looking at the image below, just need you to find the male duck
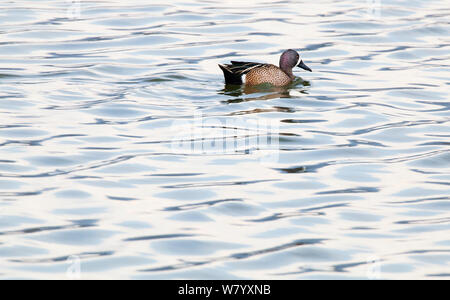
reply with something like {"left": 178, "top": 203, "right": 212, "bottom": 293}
{"left": 219, "top": 49, "right": 312, "bottom": 86}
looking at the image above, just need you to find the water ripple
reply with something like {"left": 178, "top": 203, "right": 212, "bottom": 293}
{"left": 0, "top": 0, "right": 449, "bottom": 279}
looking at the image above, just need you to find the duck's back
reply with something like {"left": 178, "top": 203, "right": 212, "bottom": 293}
{"left": 245, "top": 64, "right": 292, "bottom": 86}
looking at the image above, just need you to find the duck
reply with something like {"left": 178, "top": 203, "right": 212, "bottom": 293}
{"left": 219, "top": 49, "right": 312, "bottom": 86}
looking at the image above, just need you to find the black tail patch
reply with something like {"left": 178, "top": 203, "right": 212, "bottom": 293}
{"left": 219, "top": 64, "right": 243, "bottom": 85}
{"left": 219, "top": 61, "right": 265, "bottom": 85}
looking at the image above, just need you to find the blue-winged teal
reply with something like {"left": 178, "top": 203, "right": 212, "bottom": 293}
{"left": 219, "top": 49, "right": 312, "bottom": 86}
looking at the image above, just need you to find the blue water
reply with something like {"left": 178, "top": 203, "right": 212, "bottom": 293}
{"left": 0, "top": 0, "right": 449, "bottom": 279}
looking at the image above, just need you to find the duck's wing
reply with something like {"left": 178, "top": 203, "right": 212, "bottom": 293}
{"left": 219, "top": 61, "right": 266, "bottom": 85}
{"left": 228, "top": 61, "right": 266, "bottom": 75}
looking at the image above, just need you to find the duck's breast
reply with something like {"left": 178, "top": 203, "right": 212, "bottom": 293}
{"left": 245, "top": 64, "right": 292, "bottom": 86}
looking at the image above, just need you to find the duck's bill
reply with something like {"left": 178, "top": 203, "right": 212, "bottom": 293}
{"left": 297, "top": 60, "right": 312, "bottom": 72}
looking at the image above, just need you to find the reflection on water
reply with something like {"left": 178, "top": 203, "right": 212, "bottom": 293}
{"left": 0, "top": 0, "right": 449, "bottom": 279}
{"left": 221, "top": 78, "right": 310, "bottom": 103}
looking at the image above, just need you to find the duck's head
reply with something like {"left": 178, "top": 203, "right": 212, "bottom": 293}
{"left": 280, "top": 49, "right": 312, "bottom": 72}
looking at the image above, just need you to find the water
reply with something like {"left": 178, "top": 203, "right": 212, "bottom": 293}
{"left": 0, "top": 0, "right": 449, "bottom": 279}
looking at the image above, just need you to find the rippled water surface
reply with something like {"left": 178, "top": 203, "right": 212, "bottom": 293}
{"left": 0, "top": 0, "right": 449, "bottom": 279}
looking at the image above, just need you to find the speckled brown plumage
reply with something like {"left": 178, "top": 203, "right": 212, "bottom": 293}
{"left": 245, "top": 64, "right": 293, "bottom": 86}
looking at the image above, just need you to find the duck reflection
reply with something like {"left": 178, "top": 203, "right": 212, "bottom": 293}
{"left": 219, "top": 77, "right": 310, "bottom": 104}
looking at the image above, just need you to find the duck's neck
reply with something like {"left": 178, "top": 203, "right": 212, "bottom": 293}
{"left": 281, "top": 66, "right": 295, "bottom": 80}
{"left": 280, "top": 59, "right": 295, "bottom": 80}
